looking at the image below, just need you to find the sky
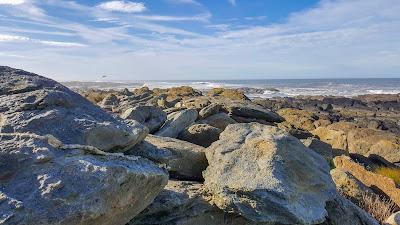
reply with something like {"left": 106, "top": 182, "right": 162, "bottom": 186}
{"left": 0, "top": 0, "right": 399, "bottom": 81}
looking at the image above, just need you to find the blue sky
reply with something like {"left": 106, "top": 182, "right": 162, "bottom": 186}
{"left": 0, "top": 0, "right": 399, "bottom": 80}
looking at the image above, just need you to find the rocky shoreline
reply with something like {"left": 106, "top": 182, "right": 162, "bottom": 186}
{"left": 1, "top": 66, "right": 400, "bottom": 225}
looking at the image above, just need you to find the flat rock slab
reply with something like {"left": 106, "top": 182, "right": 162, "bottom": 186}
{"left": 127, "top": 135, "right": 208, "bottom": 181}
{"left": 204, "top": 123, "right": 336, "bottom": 225}
{"left": 155, "top": 109, "right": 198, "bottom": 138}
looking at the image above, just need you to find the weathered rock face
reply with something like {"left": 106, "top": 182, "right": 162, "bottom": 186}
{"left": 333, "top": 155, "right": 400, "bottom": 206}
{"left": 197, "top": 112, "right": 236, "bottom": 130}
{"left": 128, "top": 180, "right": 251, "bottom": 225}
{"left": 127, "top": 135, "right": 208, "bottom": 181}
{"left": 121, "top": 106, "right": 167, "bottom": 133}
{"left": 330, "top": 168, "right": 373, "bottom": 204}
{"left": 155, "top": 109, "right": 198, "bottom": 138}
{"left": 0, "top": 66, "right": 168, "bottom": 225}
{"left": 277, "top": 108, "right": 319, "bottom": 131}
{"left": 0, "top": 66, "right": 148, "bottom": 153}
{"left": 178, "top": 123, "right": 221, "bottom": 147}
{"left": 322, "top": 195, "right": 380, "bottom": 225}
{"left": 203, "top": 123, "right": 336, "bottom": 225}
{"left": 313, "top": 122, "right": 400, "bottom": 163}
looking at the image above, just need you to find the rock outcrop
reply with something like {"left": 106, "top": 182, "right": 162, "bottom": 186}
{"left": 0, "top": 66, "right": 168, "bottom": 225}
{"left": 203, "top": 123, "right": 336, "bottom": 225}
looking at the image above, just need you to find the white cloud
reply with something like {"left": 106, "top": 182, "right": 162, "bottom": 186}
{"left": 0, "top": 33, "right": 86, "bottom": 47}
{"left": 167, "top": 0, "right": 201, "bottom": 6}
{"left": 134, "top": 12, "right": 211, "bottom": 22}
{"left": 0, "top": 0, "right": 25, "bottom": 5}
{"left": 97, "top": 1, "right": 146, "bottom": 13}
{"left": 0, "top": 34, "right": 29, "bottom": 42}
{"left": 37, "top": 40, "right": 87, "bottom": 47}
{"left": 228, "top": 0, "right": 236, "bottom": 6}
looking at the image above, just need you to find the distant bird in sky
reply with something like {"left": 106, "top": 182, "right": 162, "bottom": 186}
{"left": 101, "top": 75, "right": 107, "bottom": 79}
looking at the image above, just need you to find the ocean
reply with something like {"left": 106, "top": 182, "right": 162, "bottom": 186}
{"left": 63, "top": 78, "right": 400, "bottom": 99}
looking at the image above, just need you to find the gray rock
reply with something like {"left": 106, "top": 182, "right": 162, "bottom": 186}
{"left": 100, "top": 93, "right": 120, "bottom": 109}
{"left": 127, "top": 135, "right": 207, "bottom": 181}
{"left": 0, "top": 67, "right": 148, "bottom": 153}
{"left": 223, "top": 102, "right": 284, "bottom": 123}
{"left": 203, "top": 123, "right": 336, "bottom": 225}
{"left": 199, "top": 103, "right": 221, "bottom": 119}
{"left": 322, "top": 195, "right": 379, "bottom": 225}
{"left": 0, "top": 66, "right": 168, "bottom": 225}
{"left": 178, "top": 124, "right": 221, "bottom": 147}
{"left": 301, "top": 137, "right": 333, "bottom": 161}
{"left": 197, "top": 112, "right": 236, "bottom": 130}
{"left": 121, "top": 106, "right": 167, "bottom": 133}
{"left": 129, "top": 180, "right": 252, "bottom": 225}
{"left": 156, "top": 109, "right": 198, "bottom": 138}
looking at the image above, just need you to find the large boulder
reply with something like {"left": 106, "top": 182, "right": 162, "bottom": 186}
{"left": 178, "top": 123, "right": 221, "bottom": 147}
{"left": 121, "top": 106, "right": 167, "bottom": 133}
{"left": 128, "top": 180, "right": 251, "bottom": 225}
{"left": 155, "top": 109, "right": 198, "bottom": 138}
{"left": 203, "top": 123, "right": 336, "bottom": 225}
{"left": 333, "top": 155, "right": 400, "bottom": 206}
{"left": 127, "top": 135, "right": 208, "bottom": 181}
{"left": 208, "top": 88, "right": 250, "bottom": 101}
{"left": 0, "top": 67, "right": 148, "bottom": 152}
{"left": 0, "top": 66, "right": 168, "bottom": 225}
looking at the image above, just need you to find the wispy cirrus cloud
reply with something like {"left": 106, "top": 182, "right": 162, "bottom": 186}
{"left": 167, "top": 0, "right": 202, "bottom": 6}
{"left": 97, "top": 1, "right": 146, "bottom": 13}
{"left": 0, "top": 0, "right": 399, "bottom": 80}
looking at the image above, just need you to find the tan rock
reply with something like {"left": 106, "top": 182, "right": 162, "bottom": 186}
{"left": 277, "top": 108, "right": 317, "bottom": 131}
{"left": 385, "top": 211, "right": 400, "bottom": 225}
{"left": 333, "top": 156, "right": 400, "bottom": 206}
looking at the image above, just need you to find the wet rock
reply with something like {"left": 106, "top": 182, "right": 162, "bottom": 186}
{"left": 204, "top": 123, "right": 336, "bottom": 225}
